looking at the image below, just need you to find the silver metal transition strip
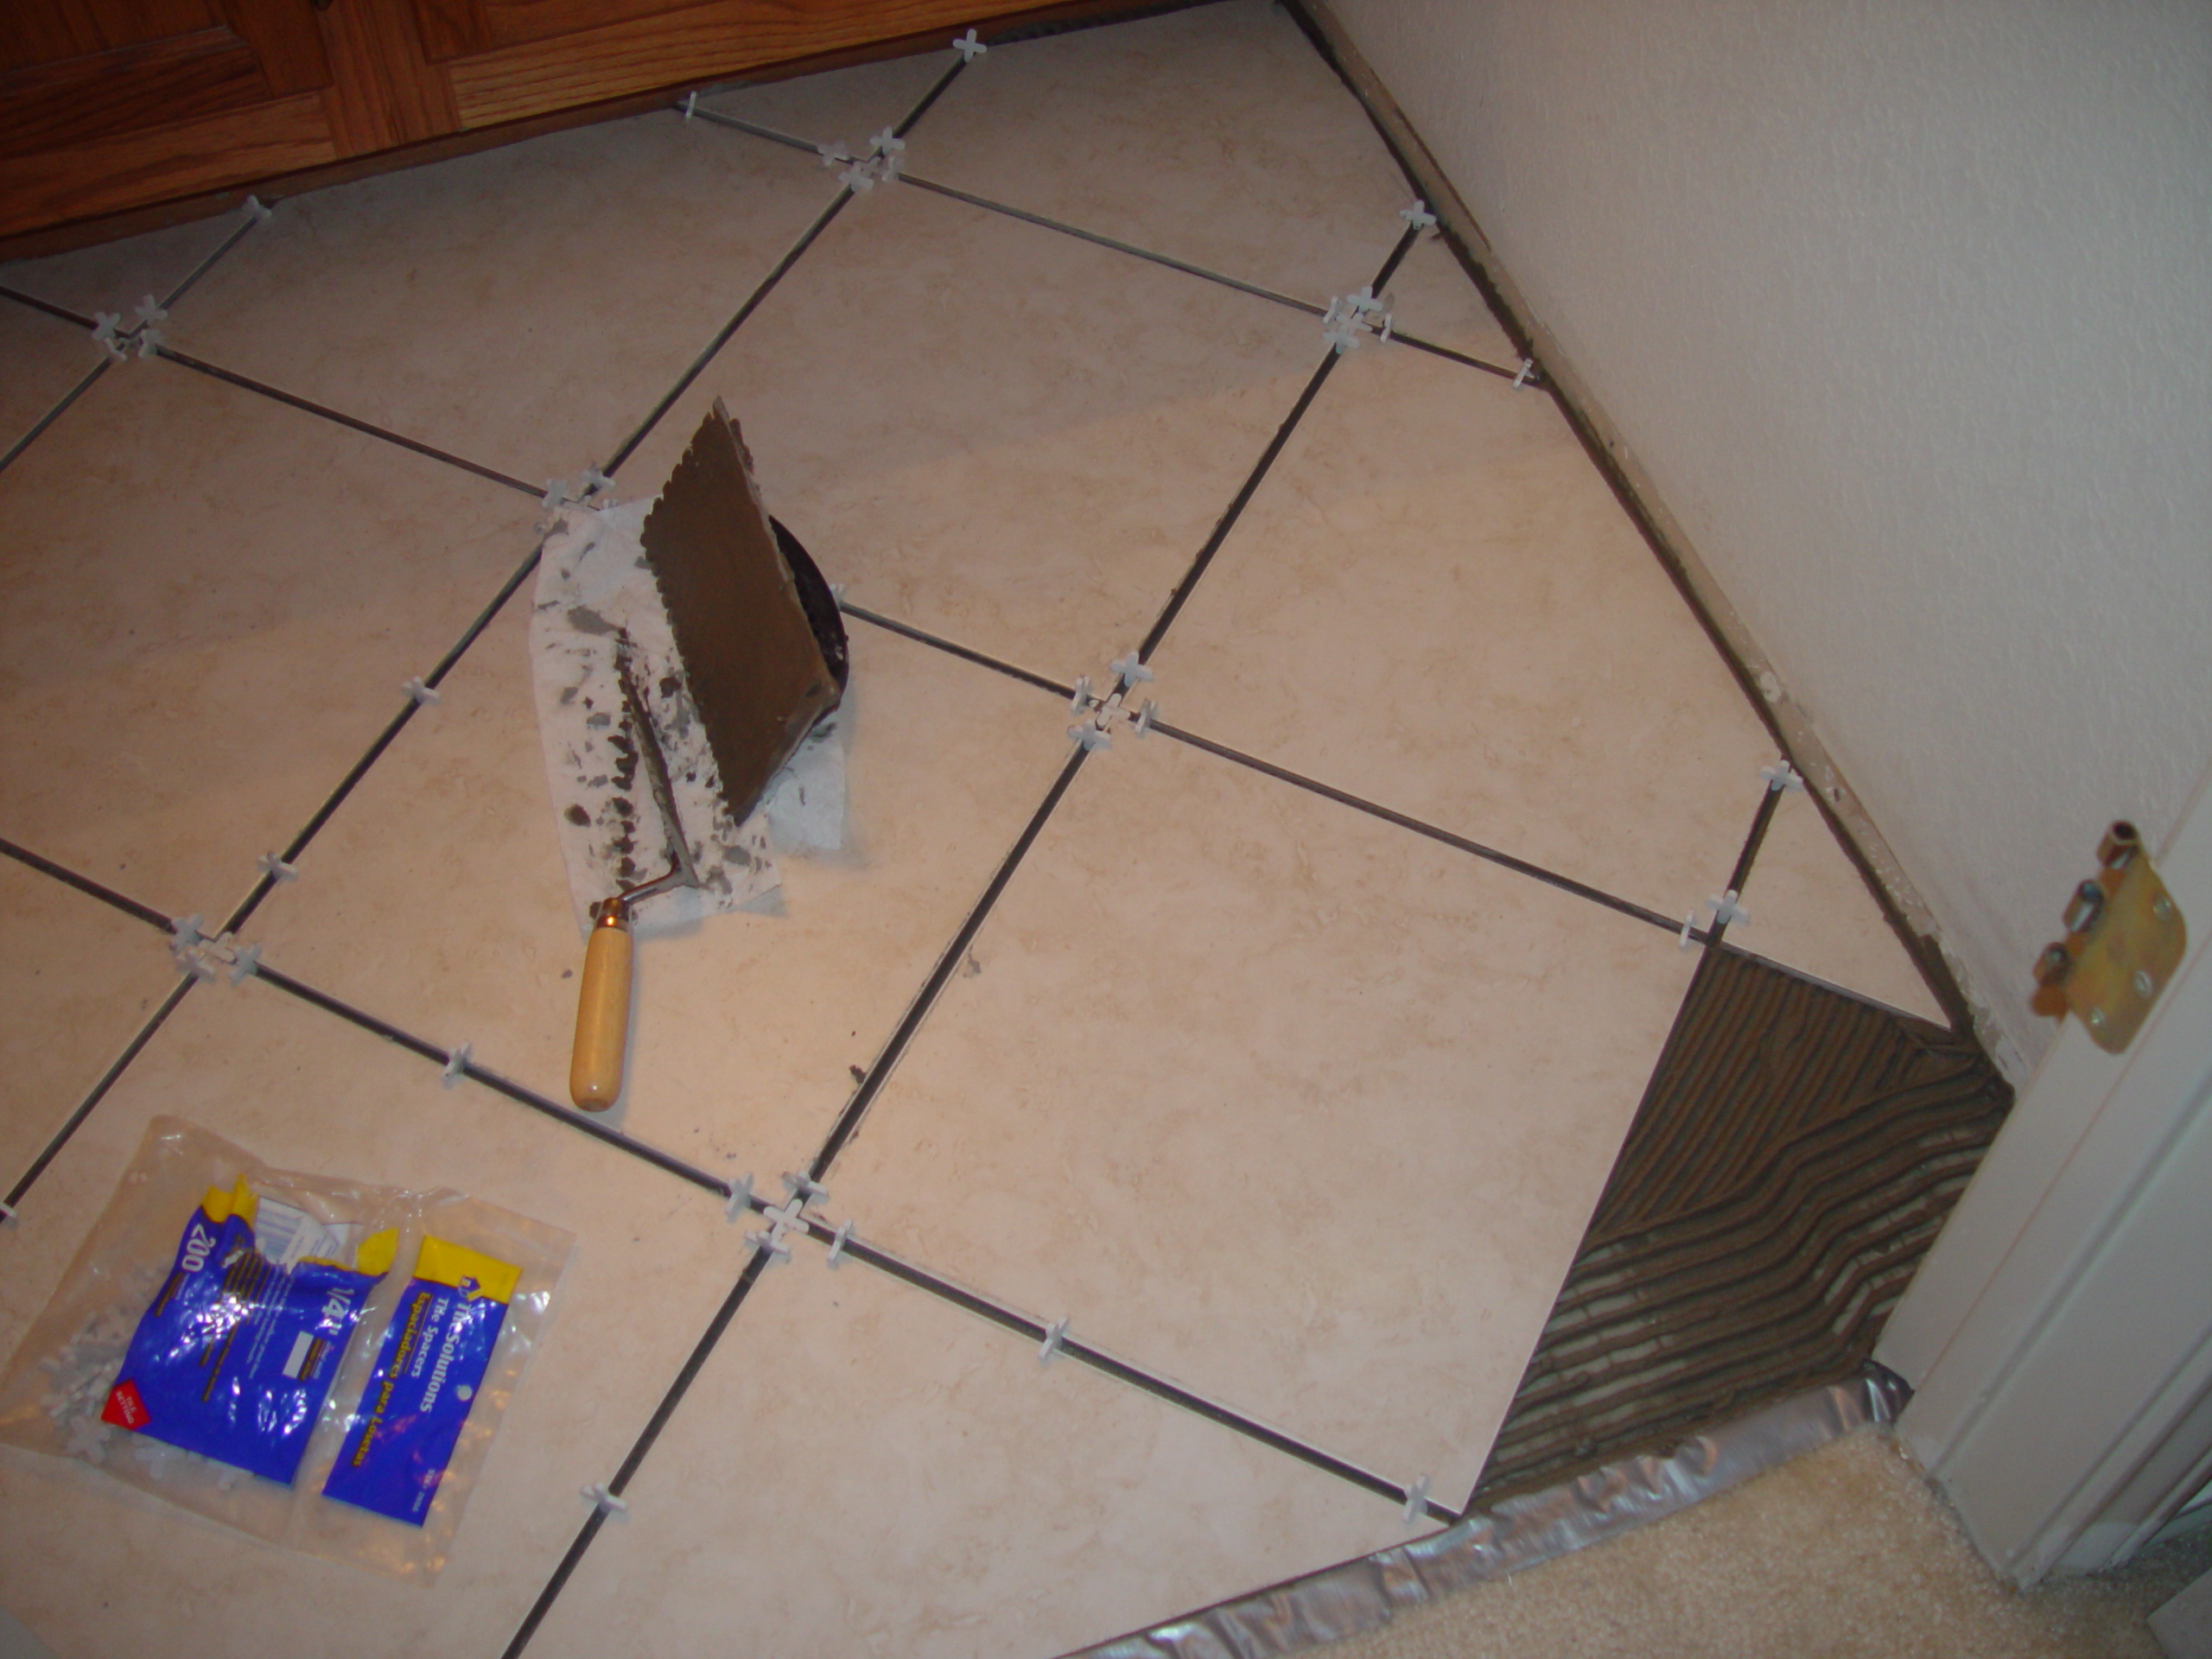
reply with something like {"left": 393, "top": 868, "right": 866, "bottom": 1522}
{"left": 1067, "top": 1369, "right": 1907, "bottom": 1659}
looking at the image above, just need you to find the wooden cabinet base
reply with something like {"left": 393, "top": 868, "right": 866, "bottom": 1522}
{"left": 0, "top": 0, "right": 1179, "bottom": 251}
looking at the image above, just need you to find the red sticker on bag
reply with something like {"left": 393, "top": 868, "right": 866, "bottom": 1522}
{"left": 100, "top": 1379, "right": 149, "bottom": 1429}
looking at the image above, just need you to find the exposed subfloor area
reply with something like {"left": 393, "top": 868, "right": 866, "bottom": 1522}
{"left": 0, "top": 4, "right": 1987, "bottom": 1654}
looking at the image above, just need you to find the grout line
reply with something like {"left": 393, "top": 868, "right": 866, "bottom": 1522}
{"left": 0, "top": 359, "right": 107, "bottom": 477}
{"left": 897, "top": 173, "right": 1325, "bottom": 315}
{"left": 1705, "top": 785, "right": 1783, "bottom": 953}
{"left": 685, "top": 107, "right": 817, "bottom": 154}
{"left": 158, "top": 212, "right": 260, "bottom": 312}
{"left": 0, "top": 835, "right": 172, "bottom": 931}
{"left": 601, "top": 186, "right": 855, "bottom": 477}
{"left": 1147, "top": 720, "right": 1694, "bottom": 939}
{"left": 1138, "top": 225, "right": 1418, "bottom": 660}
{"left": 252, "top": 964, "right": 739, "bottom": 1197}
{"left": 806, "top": 744, "right": 1090, "bottom": 1179}
{"left": 830, "top": 601, "right": 1698, "bottom": 943}
{"left": 148, "top": 346, "right": 543, "bottom": 498}
{"left": 220, "top": 538, "right": 547, "bottom": 935}
{"left": 1389, "top": 327, "right": 1523, "bottom": 381}
{"left": 825, "top": 1227, "right": 1452, "bottom": 1518}
{"left": 839, "top": 601, "right": 1074, "bottom": 698}
{"left": 0, "top": 283, "right": 95, "bottom": 329}
{"left": 5, "top": 976, "right": 195, "bottom": 1211}
{"left": 892, "top": 53, "right": 969, "bottom": 138}
{"left": 499, "top": 1250, "right": 773, "bottom": 1659}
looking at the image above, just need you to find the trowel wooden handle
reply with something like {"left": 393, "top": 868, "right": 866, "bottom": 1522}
{"left": 569, "top": 907, "right": 632, "bottom": 1112}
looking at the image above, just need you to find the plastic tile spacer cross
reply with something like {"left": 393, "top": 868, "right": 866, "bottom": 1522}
{"left": 1705, "top": 889, "right": 1751, "bottom": 930}
{"left": 257, "top": 852, "right": 299, "bottom": 884}
{"left": 1068, "top": 718, "right": 1112, "bottom": 753}
{"left": 91, "top": 313, "right": 126, "bottom": 361}
{"left": 681, "top": 91, "right": 698, "bottom": 118}
{"left": 402, "top": 677, "right": 441, "bottom": 707}
{"left": 722, "top": 1172, "right": 755, "bottom": 1224}
{"left": 242, "top": 194, "right": 273, "bottom": 222}
{"left": 1511, "top": 358, "right": 1538, "bottom": 389}
{"left": 1399, "top": 200, "right": 1438, "bottom": 231}
{"left": 1038, "top": 1317, "right": 1069, "bottom": 1364}
{"left": 1401, "top": 1475, "right": 1431, "bottom": 1526}
{"left": 1322, "top": 288, "right": 1392, "bottom": 354}
{"left": 952, "top": 27, "right": 988, "bottom": 60}
{"left": 1067, "top": 676, "right": 1093, "bottom": 715}
{"left": 582, "top": 1483, "right": 628, "bottom": 1516}
{"left": 442, "top": 1042, "right": 472, "bottom": 1087}
{"left": 781, "top": 1173, "right": 828, "bottom": 1211}
{"left": 1108, "top": 651, "right": 1154, "bottom": 686}
{"left": 0, "top": 1199, "right": 16, "bottom": 1224}
{"left": 824, "top": 1218, "right": 854, "bottom": 1268}
{"left": 1761, "top": 760, "right": 1806, "bottom": 793}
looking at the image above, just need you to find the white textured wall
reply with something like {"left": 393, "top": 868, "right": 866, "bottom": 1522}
{"left": 1329, "top": 0, "right": 2212, "bottom": 1069}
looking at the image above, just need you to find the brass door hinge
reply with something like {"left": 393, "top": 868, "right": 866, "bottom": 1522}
{"left": 2033, "top": 821, "right": 2187, "bottom": 1052}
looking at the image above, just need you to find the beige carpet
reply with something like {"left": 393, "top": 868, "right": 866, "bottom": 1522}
{"left": 1328, "top": 1429, "right": 2209, "bottom": 1659}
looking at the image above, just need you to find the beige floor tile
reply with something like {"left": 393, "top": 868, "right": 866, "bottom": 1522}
{"left": 248, "top": 602, "right": 1077, "bottom": 1173}
{"left": 830, "top": 731, "right": 1695, "bottom": 1503}
{"left": 531, "top": 1245, "right": 1412, "bottom": 1659}
{"left": 0, "top": 213, "right": 245, "bottom": 320}
{"left": 0, "top": 973, "right": 755, "bottom": 1659}
{"left": 912, "top": 0, "right": 1409, "bottom": 304}
{"left": 1734, "top": 785, "right": 1947, "bottom": 1023}
{"left": 699, "top": 48, "right": 952, "bottom": 148}
{"left": 1150, "top": 336, "right": 1777, "bottom": 923}
{"left": 0, "top": 357, "right": 537, "bottom": 918}
{"left": 0, "top": 302, "right": 99, "bottom": 458}
{"left": 1382, "top": 230, "right": 1520, "bottom": 367}
{"left": 162, "top": 114, "right": 843, "bottom": 486}
{"left": 615, "top": 178, "right": 1324, "bottom": 682}
{"left": 0, "top": 858, "right": 180, "bottom": 1179}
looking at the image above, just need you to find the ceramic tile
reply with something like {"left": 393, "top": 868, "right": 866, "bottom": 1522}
{"left": 0, "top": 213, "right": 245, "bottom": 321}
{"left": 0, "top": 856, "right": 180, "bottom": 1180}
{"left": 615, "top": 177, "right": 1324, "bottom": 683}
{"left": 698, "top": 49, "right": 952, "bottom": 149}
{"left": 0, "top": 972, "right": 755, "bottom": 1659}
{"left": 531, "top": 1244, "right": 1412, "bottom": 1659}
{"left": 163, "top": 113, "right": 843, "bottom": 486}
{"left": 1734, "top": 783, "right": 1947, "bottom": 1023}
{"left": 1151, "top": 336, "right": 1778, "bottom": 923}
{"left": 1382, "top": 229, "right": 1519, "bottom": 368}
{"left": 249, "top": 601, "right": 1077, "bottom": 1172}
{"left": 0, "top": 301, "right": 99, "bottom": 459}
{"left": 830, "top": 732, "right": 1696, "bottom": 1503}
{"left": 0, "top": 356, "right": 537, "bottom": 919}
{"left": 912, "top": 0, "right": 1409, "bottom": 305}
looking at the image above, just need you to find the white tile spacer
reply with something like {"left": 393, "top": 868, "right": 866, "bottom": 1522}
{"left": 745, "top": 1224, "right": 792, "bottom": 1264}
{"left": 1762, "top": 760, "right": 1806, "bottom": 793}
{"left": 1402, "top": 1475, "right": 1431, "bottom": 1525}
{"left": 168, "top": 913, "right": 205, "bottom": 953}
{"left": 131, "top": 296, "right": 167, "bottom": 358}
{"left": 1706, "top": 889, "right": 1751, "bottom": 930}
{"left": 579, "top": 467, "right": 614, "bottom": 499}
{"left": 868, "top": 128, "right": 905, "bottom": 161}
{"left": 91, "top": 312, "right": 127, "bottom": 361}
{"left": 1679, "top": 911, "right": 1700, "bottom": 950}
{"left": 226, "top": 941, "right": 262, "bottom": 984}
{"left": 952, "top": 27, "right": 988, "bottom": 60}
{"left": 539, "top": 479, "right": 573, "bottom": 512}
{"left": 1109, "top": 651, "right": 1154, "bottom": 686}
{"left": 1399, "top": 200, "right": 1438, "bottom": 231}
{"left": 402, "top": 677, "right": 441, "bottom": 706}
{"left": 1511, "top": 357, "right": 1538, "bottom": 389}
{"left": 817, "top": 139, "right": 855, "bottom": 169}
{"left": 681, "top": 91, "right": 699, "bottom": 119}
{"left": 1322, "top": 287, "right": 1391, "bottom": 353}
{"left": 823, "top": 1218, "right": 854, "bottom": 1268}
{"left": 723, "top": 1172, "right": 755, "bottom": 1223}
{"left": 242, "top": 194, "right": 273, "bottom": 222}
{"left": 1067, "top": 676, "right": 1093, "bottom": 714}
{"left": 782, "top": 1172, "right": 828, "bottom": 1211}
{"left": 582, "top": 1483, "right": 628, "bottom": 1516}
{"left": 1068, "top": 719, "right": 1112, "bottom": 753}
{"left": 257, "top": 852, "right": 298, "bottom": 884}
{"left": 0, "top": 1198, "right": 16, "bottom": 1224}
{"left": 442, "top": 1042, "right": 472, "bottom": 1087}
{"left": 1132, "top": 698, "right": 1157, "bottom": 738}
{"left": 1038, "top": 1317, "right": 1069, "bottom": 1364}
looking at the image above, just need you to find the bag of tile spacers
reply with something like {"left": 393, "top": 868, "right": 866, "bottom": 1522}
{"left": 0, "top": 1117, "right": 572, "bottom": 1581}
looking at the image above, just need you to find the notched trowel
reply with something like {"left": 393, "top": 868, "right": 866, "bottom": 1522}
{"left": 532, "top": 400, "right": 848, "bottom": 1110}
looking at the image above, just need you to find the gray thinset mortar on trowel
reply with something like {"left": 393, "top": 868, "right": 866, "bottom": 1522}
{"left": 1068, "top": 1371, "right": 1906, "bottom": 1659}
